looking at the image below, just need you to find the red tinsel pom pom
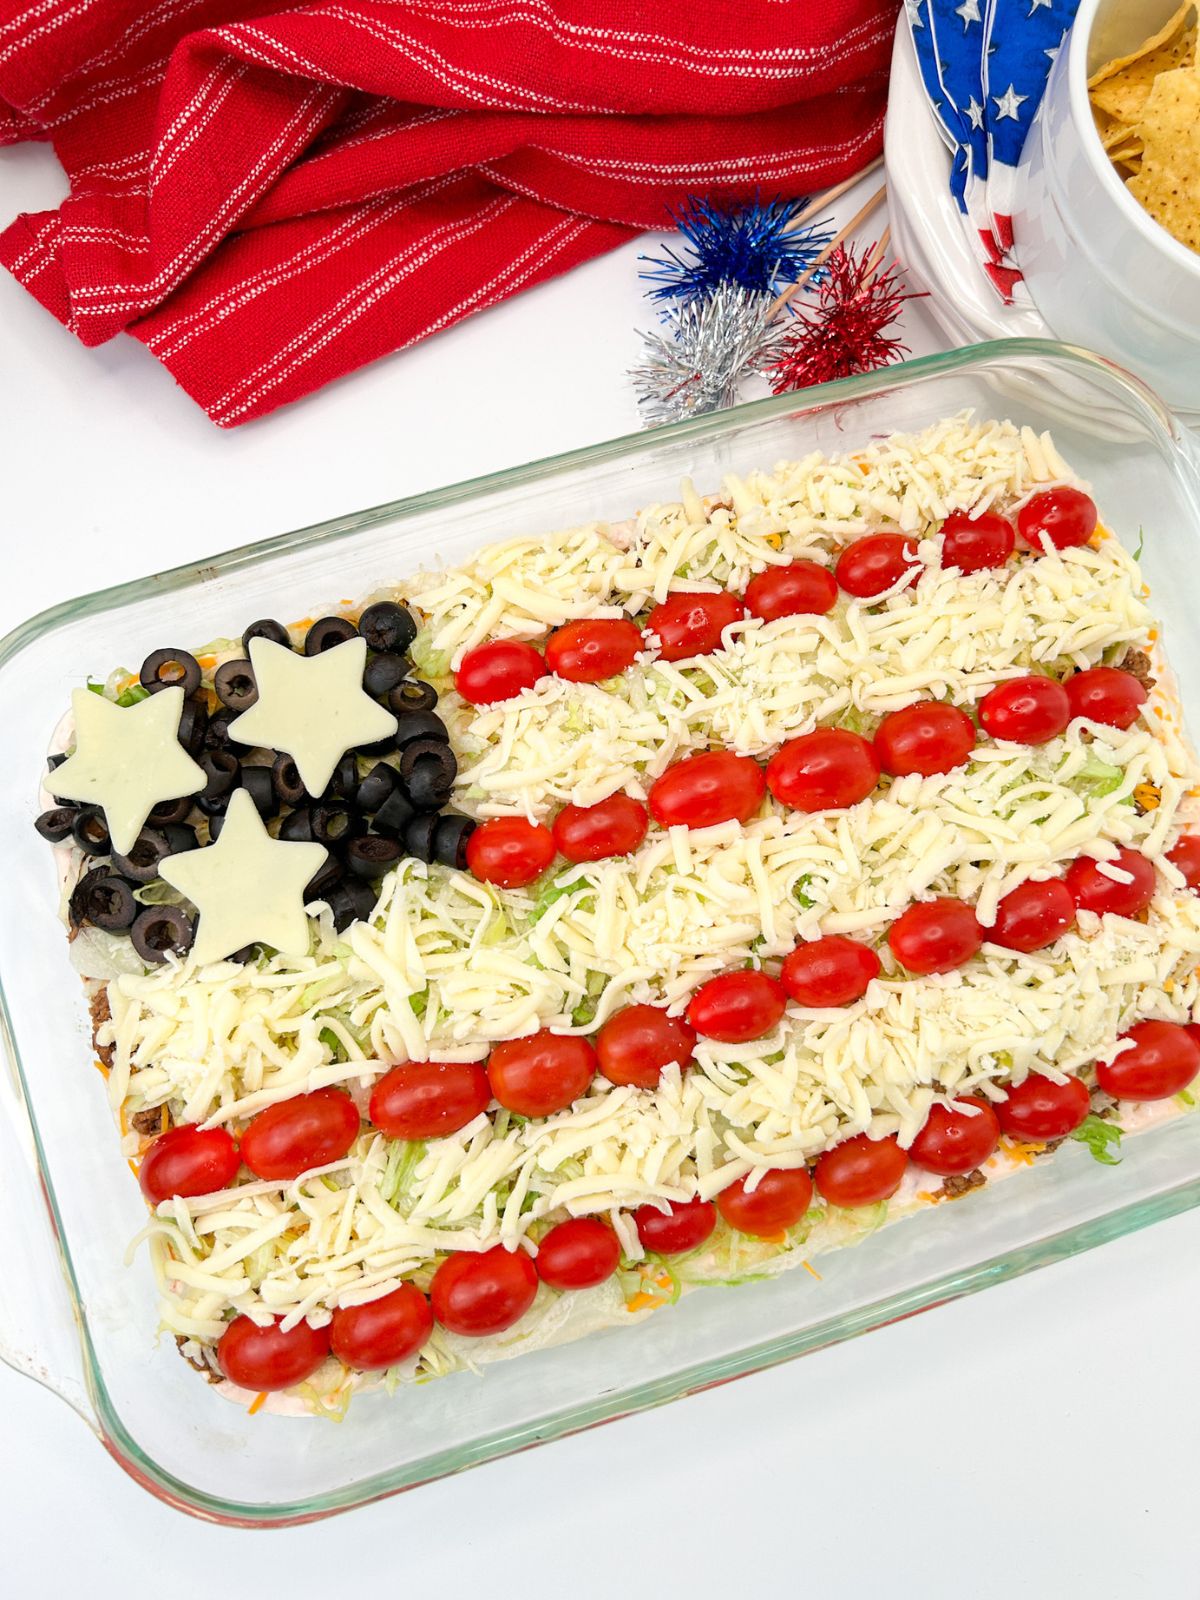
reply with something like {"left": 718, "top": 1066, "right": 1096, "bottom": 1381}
{"left": 767, "top": 244, "right": 925, "bottom": 394}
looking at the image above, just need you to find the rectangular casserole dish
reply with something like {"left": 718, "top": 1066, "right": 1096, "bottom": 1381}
{"left": 4, "top": 338, "right": 1200, "bottom": 1526}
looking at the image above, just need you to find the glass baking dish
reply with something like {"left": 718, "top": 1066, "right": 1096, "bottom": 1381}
{"left": 4, "top": 339, "right": 1200, "bottom": 1527}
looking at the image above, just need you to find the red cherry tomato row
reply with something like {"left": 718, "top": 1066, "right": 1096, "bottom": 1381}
{"left": 454, "top": 490, "right": 1097, "bottom": 708}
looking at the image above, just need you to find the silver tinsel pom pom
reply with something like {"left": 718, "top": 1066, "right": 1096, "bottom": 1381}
{"left": 629, "top": 284, "right": 786, "bottom": 427}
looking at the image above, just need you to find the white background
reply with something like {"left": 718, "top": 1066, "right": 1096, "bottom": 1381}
{"left": 3, "top": 143, "right": 1199, "bottom": 1597}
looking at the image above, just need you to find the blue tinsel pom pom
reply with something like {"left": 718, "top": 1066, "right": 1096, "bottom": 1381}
{"left": 639, "top": 195, "right": 832, "bottom": 305}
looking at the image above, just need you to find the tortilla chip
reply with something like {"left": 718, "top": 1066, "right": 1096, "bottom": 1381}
{"left": 1089, "top": 24, "right": 1196, "bottom": 124}
{"left": 1088, "top": 2, "right": 1194, "bottom": 88}
{"left": 1128, "top": 67, "right": 1200, "bottom": 252}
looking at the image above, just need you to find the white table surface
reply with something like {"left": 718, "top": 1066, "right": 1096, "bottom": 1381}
{"left": 3, "top": 143, "right": 1199, "bottom": 1595}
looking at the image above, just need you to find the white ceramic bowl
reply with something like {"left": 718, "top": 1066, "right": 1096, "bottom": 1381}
{"left": 1017, "top": 0, "right": 1200, "bottom": 413}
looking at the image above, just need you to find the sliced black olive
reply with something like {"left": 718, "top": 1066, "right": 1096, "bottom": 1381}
{"left": 131, "top": 905, "right": 194, "bottom": 964}
{"left": 35, "top": 806, "right": 78, "bottom": 844}
{"left": 327, "top": 878, "right": 377, "bottom": 931}
{"left": 279, "top": 806, "right": 315, "bottom": 843}
{"left": 358, "top": 601, "right": 418, "bottom": 655}
{"left": 112, "top": 828, "right": 172, "bottom": 883}
{"left": 372, "top": 788, "right": 415, "bottom": 838}
{"left": 176, "top": 695, "right": 209, "bottom": 755}
{"left": 304, "top": 856, "right": 342, "bottom": 902}
{"left": 85, "top": 875, "right": 138, "bottom": 932}
{"left": 196, "top": 791, "right": 231, "bottom": 819}
{"left": 311, "top": 801, "right": 359, "bottom": 846}
{"left": 239, "top": 765, "right": 277, "bottom": 819}
{"left": 213, "top": 658, "right": 258, "bottom": 711}
{"left": 207, "top": 811, "right": 226, "bottom": 842}
{"left": 47, "top": 752, "right": 67, "bottom": 772}
{"left": 345, "top": 834, "right": 403, "bottom": 880}
{"left": 406, "top": 758, "right": 453, "bottom": 813}
{"left": 72, "top": 807, "right": 111, "bottom": 856}
{"left": 228, "top": 944, "right": 258, "bottom": 964}
{"left": 200, "top": 749, "right": 240, "bottom": 801}
{"left": 243, "top": 618, "right": 291, "bottom": 651}
{"left": 356, "top": 761, "right": 397, "bottom": 814}
{"left": 404, "top": 813, "right": 440, "bottom": 863}
{"left": 324, "top": 753, "right": 359, "bottom": 800}
{"left": 394, "top": 709, "right": 449, "bottom": 747}
{"left": 69, "top": 866, "right": 111, "bottom": 929}
{"left": 363, "top": 652, "right": 408, "bottom": 698}
{"left": 388, "top": 678, "right": 438, "bottom": 714}
{"left": 147, "top": 794, "right": 194, "bottom": 827}
{"left": 433, "top": 814, "right": 476, "bottom": 870}
{"left": 140, "top": 647, "right": 201, "bottom": 698}
{"left": 207, "top": 708, "right": 236, "bottom": 749}
{"left": 400, "top": 740, "right": 457, "bottom": 810}
{"left": 305, "top": 616, "right": 357, "bottom": 656}
{"left": 161, "top": 823, "right": 200, "bottom": 854}
{"left": 272, "top": 753, "right": 307, "bottom": 807}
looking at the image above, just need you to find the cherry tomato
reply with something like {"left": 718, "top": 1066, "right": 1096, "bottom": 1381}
{"left": 369, "top": 1061, "right": 491, "bottom": 1141}
{"left": 1167, "top": 834, "right": 1200, "bottom": 890}
{"left": 716, "top": 1168, "right": 813, "bottom": 1237}
{"left": 454, "top": 639, "right": 545, "bottom": 705}
{"left": 744, "top": 561, "right": 838, "bottom": 622}
{"left": 686, "top": 970, "right": 786, "bottom": 1043}
{"left": 648, "top": 751, "right": 765, "bottom": 830}
{"left": 939, "top": 510, "right": 1016, "bottom": 574}
{"left": 430, "top": 1245, "right": 538, "bottom": 1336}
{"left": 1096, "top": 1020, "right": 1200, "bottom": 1101}
{"left": 646, "top": 590, "right": 745, "bottom": 662}
{"left": 978, "top": 676, "right": 1071, "bottom": 745}
{"left": 1066, "top": 848, "right": 1156, "bottom": 919}
{"left": 909, "top": 1097, "right": 1000, "bottom": 1176}
{"left": 596, "top": 1004, "right": 696, "bottom": 1089}
{"left": 240, "top": 1089, "right": 360, "bottom": 1182}
{"left": 217, "top": 1314, "right": 330, "bottom": 1391}
{"left": 544, "top": 619, "right": 643, "bottom": 683}
{"left": 835, "top": 534, "right": 921, "bottom": 599}
{"left": 552, "top": 794, "right": 648, "bottom": 863}
{"left": 814, "top": 1134, "right": 907, "bottom": 1207}
{"left": 486, "top": 1030, "right": 596, "bottom": 1117}
{"left": 987, "top": 878, "right": 1076, "bottom": 953}
{"left": 633, "top": 1196, "right": 717, "bottom": 1255}
{"left": 875, "top": 701, "right": 976, "bottom": 777}
{"left": 535, "top": 1217, "right": 620, "bottom": 1290}
{"left": 1018, "top": 487, "right": 1097, "bottom": 553}
{"left": 888, "top": 898, "right": 983, "bottom": 974}
{"left": 466, "top": 816, "right": 556, "bottom": 887}
{"left": 995, "top": 1074, "right": 1090, "bottom": 1140}
{"left": 1064, "top": 666, "right": 1148, "bottom": 731}
{"left": 138, "top": 1123, "right": 240, "bottom": 1205}
{"left": 329, "top": 1283, "right": 433, "bottom": 1371}
{"left": 780, "top": 936, "right": 880, "bottom": 1007}
{"left": 766, "top": 729, "right": 880, "bottom": 812}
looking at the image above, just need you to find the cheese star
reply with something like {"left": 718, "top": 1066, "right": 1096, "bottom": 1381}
{"left": 228, "top": 637, "right": 396, "bottom": 797}
{"left": 160, "top": 789, "right": 328, "bottom": 964}
{"left": 51, "top": 686, "right": 205, "bottom": 856}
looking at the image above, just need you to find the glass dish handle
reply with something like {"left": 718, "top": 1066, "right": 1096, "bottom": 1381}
{"left": 0, "top": 1060, "right": 93, "bottom": 1425}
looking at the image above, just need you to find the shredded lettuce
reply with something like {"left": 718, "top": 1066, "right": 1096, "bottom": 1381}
{"left": 319, "top": 1026, "right": 348, "bottom": 1063}
{"left": 529, "top": 871, "right": 589, "bottom": 925}
{"left": 381, "top": 1140, "right": 427, "bottom": 1209}
{"left": 408, "top": 990, "right": 428, "bottom": 1017}
{"left": 1070, "top": 1113, "right": 1123, "bottom": 1165}
{"left": 1075, "top": 752, "right": 1126, "bottom": 800}
{"left": 409, "top": 628, "right": 451, "bottom": 683}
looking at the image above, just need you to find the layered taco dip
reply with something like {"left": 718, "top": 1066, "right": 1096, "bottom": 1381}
{"left": 36, "top": 413, "right": 1200, "bottom": 1416}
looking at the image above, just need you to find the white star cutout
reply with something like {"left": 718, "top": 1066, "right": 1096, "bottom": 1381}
{"left": 905, "top": 0, "right": 924, "bottom": 28}
{"left": 160, "top": 789, "right": 328, "bottom": 964}
{"left": 993, "top": 84, "right": 1028, "bottom": 122}
{"left": 228, "top": 636, "right": 396, "bottom": 797}
{"left": 966, "top": 96, "right": 985, "bottom": 129}
{"left": 51, "top": 686, "right": 204, "bottom": 855}
{"left": 956, "top": 0, "right": 981, "bottom": 27}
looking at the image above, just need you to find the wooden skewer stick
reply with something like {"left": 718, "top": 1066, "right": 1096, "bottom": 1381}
{"left": 769, "top": 184, "right": 887, "bottom": 315}
{"left": 783, "top": 154, "right": 885, "bottom": 235}
{"left": 862, "top": 226, "right": 892, "bottom": 284}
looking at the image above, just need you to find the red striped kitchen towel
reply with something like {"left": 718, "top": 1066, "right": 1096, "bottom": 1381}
{"left": 0, "top": 1, "right": 898, "bottom": 426}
